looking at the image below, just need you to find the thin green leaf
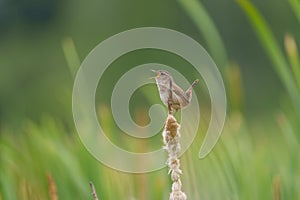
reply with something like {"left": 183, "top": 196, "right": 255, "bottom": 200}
{"left": 284, "top": 34, "right": 300, "bottom": 89}
{"left": 289, "top": 0, "right": 300, "bottom": 24}
{"left": 62, "top": 37, "right": 81, "bottom": 79}
{"left": 177, "top": 0, "right": 228, "bottom": 70}
{"left": 237, "top": 0, "right": 300, "bottom": 116}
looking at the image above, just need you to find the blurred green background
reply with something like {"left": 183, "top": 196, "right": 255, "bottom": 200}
{"left": 0, "top": 0, "right": 300, "bottom": 199}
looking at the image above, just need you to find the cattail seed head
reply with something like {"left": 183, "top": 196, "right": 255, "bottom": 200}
{"left": 163, "top": 114, "right": 187, "bottom": 199}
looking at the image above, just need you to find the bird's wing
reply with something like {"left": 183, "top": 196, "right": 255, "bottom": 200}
{"left": 172, "top": 83, "right": 189, "bottom": 103}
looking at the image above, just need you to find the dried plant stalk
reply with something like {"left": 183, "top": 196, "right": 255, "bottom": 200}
{"left": 163, "top": 114, "right": 187, "bottom": 200}
{"left": 90, "top": 182, "right": 99, "bottom": 200}
{"left": 273, "top": 175, "right": 281, "bottom": 200}
{"left": 47, "top": 173, "right": 58, "bottom": 200}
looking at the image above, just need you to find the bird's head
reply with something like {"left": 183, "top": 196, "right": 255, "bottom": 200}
{"left": 151, "top": 70, "right": 172, "bottom": 83}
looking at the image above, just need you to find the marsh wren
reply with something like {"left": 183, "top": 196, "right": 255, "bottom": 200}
{"left": 152, "top": 70, "right": 199, "bottom": 112}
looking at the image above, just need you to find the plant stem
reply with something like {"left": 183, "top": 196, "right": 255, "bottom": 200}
{"left": 89, "top": 182, "right": 99, "bottom": 200}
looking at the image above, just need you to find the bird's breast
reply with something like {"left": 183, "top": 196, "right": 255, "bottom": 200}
{"left": 157, "top": 86, "right": 169, "bottom": 105}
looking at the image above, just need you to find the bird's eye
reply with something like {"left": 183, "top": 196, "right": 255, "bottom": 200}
{"left": 161, "top": 72, "right": 165, "bottom": 75}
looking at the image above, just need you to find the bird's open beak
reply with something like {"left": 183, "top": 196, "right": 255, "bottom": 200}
{"left": 150, "top": 69, "right": 160, "bottom": 79}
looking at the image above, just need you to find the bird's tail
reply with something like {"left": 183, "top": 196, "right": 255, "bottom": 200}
{"left": 191, "top": 79, "right": 199, "bottom": 88}
{"left": 186, "top": 79, "right": 199, "bottom": 92}
{"left": 185, "top": 79, "right": 199, "bottom": 101}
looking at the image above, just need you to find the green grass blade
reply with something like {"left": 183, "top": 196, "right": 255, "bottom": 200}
{"left": 284, "top": 34, "right": 300, "bottom": 89}
{"left": 177, "top": 0, "right": 228, "bottom": 70}
{"left": 62, "top": 37, "right": 81, "bottom": 79}
{"left": 277, "top": 113, "right": 299, "bottom": 153}
{"left": 237, "top": 0, "right": 300, "bottom": 116}
{"left": 288, "top": 0, "right": 300, "bottom": 24}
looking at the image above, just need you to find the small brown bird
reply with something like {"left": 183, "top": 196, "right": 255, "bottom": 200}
{"left": 152, "top": 70, "right": 199, "bottom": 112}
